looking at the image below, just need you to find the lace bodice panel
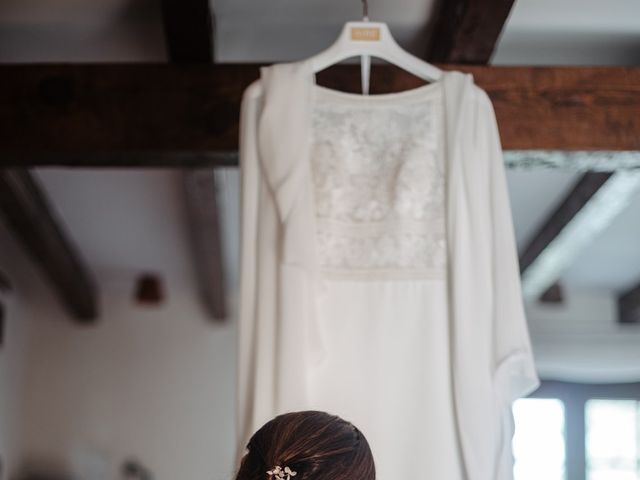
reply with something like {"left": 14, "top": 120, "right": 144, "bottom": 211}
{"left": 310, "top": 84, "right": 446, "bottom": 279}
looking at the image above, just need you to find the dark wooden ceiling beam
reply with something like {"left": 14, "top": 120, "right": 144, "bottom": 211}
{"left": 0, "top": 170, "right": 98, "bottom": 322}
{"left": 619, "top": 283, "right": 640, "bottom": 324}
{"left": 184, "top": 170, "right": 226, "bottom": 320}
{"left": 0, "top": 64, "right": 639, "bottom": 165}
{"left": 519, "top": 172, "right": 611, "bottom": 302}
{"left": 426, "top": 0, "right": 516, "bottom": 64}
{"left": 539, "top": 282, "right": 564, "bottom": 304}
{"left": 160, "top": 0, "right": 214, "bottom": 63}
{"left": 0, "top": 270, "right": 11, "bottom": 292}
{"left": 519, "top": 173, "right": 613, "bottom": 273}
{"left": 160, "top": 0, "right": 226, "bottom": 320}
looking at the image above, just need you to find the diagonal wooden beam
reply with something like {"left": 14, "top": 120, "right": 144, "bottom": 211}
{"left": 426, "top": 0, "right": 516, "bottom": 64}
{"left": 0, "top": 270, "right": 11, "bottom": 292}
{"left": 619, "top": 283, "right": 640, "bottom": 324}
{"left": 0, "top": 170, "right": 98, "bottom": 322}
{"left": 184, "top": 170, "right": 226, "bottom": 320}
{"left": 520, "top": 173, "right": 612, "bottom": 273}
{"left": 160, "top": 0, "right": 225, "bottom": 319}
{"left": 160, "top": 0, "right": 214, "bottom": 63}
{"left": 520, "top": 172, "right": 640, "bottom": 301}
{"left": 539, "top": 282, "right": 564, "bottom": 304}
{"left": 0, "top": 65, "right": 639, "bottom": 162}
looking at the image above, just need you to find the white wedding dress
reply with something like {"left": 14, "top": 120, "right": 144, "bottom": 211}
{"left": 304, "top": 82, "right": 463, "bottom": 480}
{"left": 237, "top": 62, "right": 540, "bottom": 480}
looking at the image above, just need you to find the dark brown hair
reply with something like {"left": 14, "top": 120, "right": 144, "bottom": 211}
{"left": 235, "top": 411, "right": 375, "bottom": 480}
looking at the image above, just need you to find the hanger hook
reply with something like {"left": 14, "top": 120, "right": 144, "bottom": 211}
{"left": 361, "top": 0, "right": 369, "bottom": 20}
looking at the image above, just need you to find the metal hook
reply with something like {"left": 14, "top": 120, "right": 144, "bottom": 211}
{"left": 361, "top": 0, "right": 369, "bottom": 20}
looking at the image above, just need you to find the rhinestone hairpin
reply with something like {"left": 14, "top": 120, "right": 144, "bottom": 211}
{"left": 267, "top": 466, "right": 297, "bottom": 480}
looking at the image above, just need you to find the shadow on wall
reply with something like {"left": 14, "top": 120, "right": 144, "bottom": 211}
{"left": 11, "top": 459, "right": 72, "bottom": 480}
{"left": 10, "top": 457, "right": 154, "bottom": 480}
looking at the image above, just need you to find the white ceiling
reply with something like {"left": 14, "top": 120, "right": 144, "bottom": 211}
{"left": 506, "top": 171, "right": 582, "bottom": 250}
{"left": 33, "top": 169, "right": 195, "bottom": 280}
{"left": 0, "top": 0, "right": 165, "bottom": 62}
{"left": 493, "top": 0, "right": 640, "bottom": 65}
{"left": 214, "top": 0, "right": 439, "bottom": 62}
{"left": 1, "top": 0, "right": 638, "bottom": 64}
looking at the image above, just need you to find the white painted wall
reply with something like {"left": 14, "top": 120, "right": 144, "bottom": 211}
{"left": 17, "top": 275, "right": 237, "bottom": 480}
{"left": 526, "top": 289, "right": 640, "bottom": 383}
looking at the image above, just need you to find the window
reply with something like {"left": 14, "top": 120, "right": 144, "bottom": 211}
{"left": 513, "top": 398, "right": 566, "bottom": 480}
{"left": 513, "top": 382, "right": 640, "bottom": 480}
{"left": 586, "top": 400, "right": 640, "bottom": 480}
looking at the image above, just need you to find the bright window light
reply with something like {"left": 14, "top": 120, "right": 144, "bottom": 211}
{"left": 513, "top": 398, "right": 566, "bottom": 480}
{"left": 586, "top": 399, "right": 640, "bottom": 480}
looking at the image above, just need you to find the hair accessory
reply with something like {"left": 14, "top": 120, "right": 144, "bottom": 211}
{"left": 267, "top": 466, "right": 297, "bottom": 480}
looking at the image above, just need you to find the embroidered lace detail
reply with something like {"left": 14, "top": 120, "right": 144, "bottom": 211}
{"left": 310, "top": 88, "right": 446, "bottom": 278}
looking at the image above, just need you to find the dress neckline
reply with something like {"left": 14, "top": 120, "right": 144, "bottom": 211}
{"left": 311, "top": 78, "right": 442, "bottom": 105}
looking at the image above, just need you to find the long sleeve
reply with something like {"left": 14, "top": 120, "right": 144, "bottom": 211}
{"left": 237, "top": 81, "right": 281, "bottom": 461}
{"left": 237, "top": 81, "right": 261, "bottom": 459}
{"left": 446, "top": 74, "right": 540, "bottom": 480}
{"left": 236, "top": 63, "right": 320, "bottom": 465}
{"left": 476, "top": 89, "right": 540, "bottom": 404}
{"left": 478, "top": 88, "right": 540, "bottom": 480}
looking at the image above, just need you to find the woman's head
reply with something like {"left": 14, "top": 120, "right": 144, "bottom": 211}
{"left": 236, "top": 411, "right": 375, "bottom": 480}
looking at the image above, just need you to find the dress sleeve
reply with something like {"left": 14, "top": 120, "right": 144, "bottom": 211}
{"left": 236, "top": 81, "right": 264, "bottom": 459}
{"left": 476, "top": 89, "right": 541, "bottom": 404}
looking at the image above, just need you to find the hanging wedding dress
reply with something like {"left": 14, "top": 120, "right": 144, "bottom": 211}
{"left": 237, "top": 61, "right": 540, "bottom": 480}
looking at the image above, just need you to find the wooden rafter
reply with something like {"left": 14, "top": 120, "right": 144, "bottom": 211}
{"left": 619, "top": 283, "right": 640, "bottom": 324}
{"left": 0, "top": 270, "right": 11, "bottom": 292}
{"left": 519, "top": 172, "right": 640, "bottom": 301}
{"left": 184, "top": 170, "right": 226, "bottom": 320}
{"left": 426, "top": 0, "right": 516, "bottom": 64}
{"left": 0, "top": 170, "right": 98, "bottom": 322}
{"left": 539, "top": 282, "right": 564, "bottom": 304}
{"left": 160, "top": 0, "right": 226, "bottom": 320}
{"left": 160, "top": 0, "right": 214, "bottom": 63}
{"left": 520, "top": 173, "right": 612, "bottom": 273}
{"left": 1, "top": 64, "right": 639, "bottom": 168}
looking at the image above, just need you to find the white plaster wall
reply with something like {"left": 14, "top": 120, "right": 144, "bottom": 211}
{"left": 17, "top": 275, "right": 237, "bottom": 480}
{"left": 526, "top": 289, "right": 640, "bottom": 383}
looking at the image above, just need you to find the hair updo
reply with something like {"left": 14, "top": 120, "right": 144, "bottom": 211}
{"left": 235, "top": 411, "right": 376, "bottom": 480}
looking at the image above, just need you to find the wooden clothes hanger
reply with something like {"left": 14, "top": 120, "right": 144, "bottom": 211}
{"left": 307, "top": 0, "right": 443, "bottom": 94}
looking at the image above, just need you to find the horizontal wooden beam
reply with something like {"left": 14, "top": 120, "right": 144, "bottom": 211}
{"left": 0, "top": 170, "right": 98, "bottom": 321}
{"left": 1, "top": 150, "right": 638, "bottom": 170}
{"left": 0, "top": 64, "right": 639, "bottom": 168}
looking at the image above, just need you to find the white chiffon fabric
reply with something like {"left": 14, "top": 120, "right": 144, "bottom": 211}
{"left": 306, "top": 84, "right": 461, "bottom": 479}
{"left": 237, "top": 60, "right": 540, "bottom": 480}
{"left": 310, "top": 279, "right": 462, "bottom": 480}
